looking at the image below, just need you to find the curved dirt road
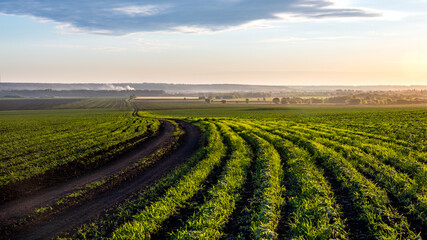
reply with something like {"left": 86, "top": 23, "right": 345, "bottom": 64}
{"left": 0, "top": 121, "right": 175, "bottom": 223}
{"left": 11, "top": 120, "right": 200, "bottom": 240}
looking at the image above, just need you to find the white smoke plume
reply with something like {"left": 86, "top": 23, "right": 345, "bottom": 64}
{"left": 105, "top": 84, "right": 135, "bottom": 91}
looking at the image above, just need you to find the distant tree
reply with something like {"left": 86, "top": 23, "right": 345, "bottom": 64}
{"left": 221, "top": 100, "right": 227, "bottom": 104}
{"left": 346, "top": 98, "right": 362, "bottom": 105}
{"left": 199, "top": 96, "right": 206, "bottom": 100}
{"left": 272, "top": 97, "right": 280, "bottom": 104}
{"left": 205, "top": 98, "right": 212, "bottom": 103}
{"left": 263, "top": 97, "right": 266, "bottom": 101}
{"left": 246, "top": 98, "right": 249, "bottom": 104}
{"left": 281, "top": 97, "right": 289, "bottom": 104}
{"left": 310, "top": 98, "right": 323, "bottom": 104}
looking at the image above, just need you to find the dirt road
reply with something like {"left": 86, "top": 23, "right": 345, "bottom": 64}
{"left": 9, "top": 120, "right": 200, "bottom": 240}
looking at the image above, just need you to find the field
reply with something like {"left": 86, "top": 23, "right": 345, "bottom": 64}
{"left": 0, "top": 98, "right": 426, "bottom": 239}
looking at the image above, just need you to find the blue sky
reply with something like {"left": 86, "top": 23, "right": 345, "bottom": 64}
{"left": 1, "top": 0, "right": 426, "bottom": 85}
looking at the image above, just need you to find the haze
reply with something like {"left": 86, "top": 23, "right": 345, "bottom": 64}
{"left": 1, "top": 0, "right": 426, "bottom": 85}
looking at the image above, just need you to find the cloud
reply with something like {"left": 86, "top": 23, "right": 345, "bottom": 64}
{"left": 112, "top": 5, "right": 170, "bottom": 17}
{"left": 0, "top": 0, "right": 381, "bottom": 35}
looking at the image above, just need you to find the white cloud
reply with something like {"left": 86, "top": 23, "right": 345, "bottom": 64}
{"left": 112, "top": 5, "right": 169, "bottom": 17}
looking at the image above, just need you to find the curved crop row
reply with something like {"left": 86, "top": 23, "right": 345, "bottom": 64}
{"left": 306, "top": 110, "right": 426, "bottom": 152}
{"left": 263, "top": 126, "right": 417, "bottom": 239}
{"left": 279, "top": 126, "right": 427, "bottom": 226}
{"left": 69, "top": 121, "right": 212, "bottom": 239}
{"left": 289, "top": 123, "right": 427, "bottom": 182}
{"left": 0, "top": 113, "right": 159, "bottom": 186}
{"left": 242, "top": 121, "right": 347, "bottom": 239}
{"left": 229, "top": 122, "right": 285, "bottom": 239}
{"left": 307, "top": 122, "right": 427, "bottom": 165}
{"left": 0, "top": 111, "right": 161, "bottom": 203}
{"left": 111, "top": 122, "right": 226, "bottom": 239}
{"left": 171, "top": 122, "right": 252, "bottom": 239}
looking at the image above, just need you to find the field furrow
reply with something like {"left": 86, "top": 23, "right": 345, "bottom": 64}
{"left": 244, "top": 122, "right": 348, "bottom": 239}
{"left": 263, "top": 127, "right": 417, "bottom": 239}
{"left": 111, "top": 122, "right": 226, "bottom": 239}
{"left": 170, "top": 122, "right": 252, "bottom": 239}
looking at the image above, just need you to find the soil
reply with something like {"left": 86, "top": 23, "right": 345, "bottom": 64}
{"left": 320, "top": 166, "right": 373, "bottom": 240}
{"left": 1, "top": 120, "right": 201, "bottom": 240}
{"left": 221, "top": 138, "right": 256, "bottom": 240}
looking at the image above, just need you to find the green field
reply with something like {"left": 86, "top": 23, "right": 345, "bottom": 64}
{"left": 0, "top": 109, "right": 162, "bottom": 202}
{"left": 0, "top": 99, "right": 426, "bottom": 239}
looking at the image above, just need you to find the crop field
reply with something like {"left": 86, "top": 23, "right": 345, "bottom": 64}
{"left": 0, "top": 99, "right": 426, "bottom": 239}
{"left": 0, "top": 110, "right": 163, "bottom": 202}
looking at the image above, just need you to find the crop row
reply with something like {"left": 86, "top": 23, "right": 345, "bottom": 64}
{"left": 304, "top": 110, "right": 427, "bottom": 151}
{"left": 240, "top": 121, "right": 347, "bottom": 239}
{"left": 170, "top": 122, "right": 252, "bottom": 239}
{"left": 263, "top": 120, "right": 427, "bottom": 226}
{"left": 70, "top": 122, "right": 213, "bottom": 239}
{"left": 293, "top": 122, "right": 427, "bottom": 167}
{"left": 225, "top": 121, "right": 284, "bottom": 239}
{"left": 254, "top": 122, "right": 419, "bottom": 239}
{"left": 111, "top": 122, "right": 226, "bottom": 239}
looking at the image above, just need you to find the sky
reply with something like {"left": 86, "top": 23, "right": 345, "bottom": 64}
{"left": 0, "top": 0, "right": 427, "bottom": 85}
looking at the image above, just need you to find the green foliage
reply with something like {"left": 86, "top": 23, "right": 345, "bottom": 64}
{"left": 229, "top": 122, "right": 285, "bottom": 239}
{"left": 0, "top": 109, "right": 159, "bottom": 187}
{"left": 111, "top": 122, "right": 226, "bottom": 239}
{"left": 246, "top": 123, "right": 347, "bottom": 239}
{"left": 171, "top": 122, "right": 252, "bottom": 239}
{"left": 268, "top": 127, "right": 418, "bottom": 239}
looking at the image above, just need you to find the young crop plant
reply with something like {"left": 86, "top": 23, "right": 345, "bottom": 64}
{"left": 358, "top": 143, "right": 427, "bottom": 190}
{"left": 280, "top": 124, "right": 427, "bottom": 228}
{"left": 70, "top": 121, "right": 213, "bottom": 239}
{"left": 244, "top": 121, "right": 347, "bottom": 239}
{"left": 288, "top": 122, "right": 427, "bottom": 188}
{"left": 111, "top": 122, "right": 226, "bottom": 239}
{"left": 270, "top": 128, "right": 418, "bottom": 239}
{"left": 313, "top": 136, "right": 427, "bottom": 226}
{"left": 229, "top": 122, "right": 285, "bottom": 240}
{"left": 170, "top": 122, "right": 252, "bottom": 239}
